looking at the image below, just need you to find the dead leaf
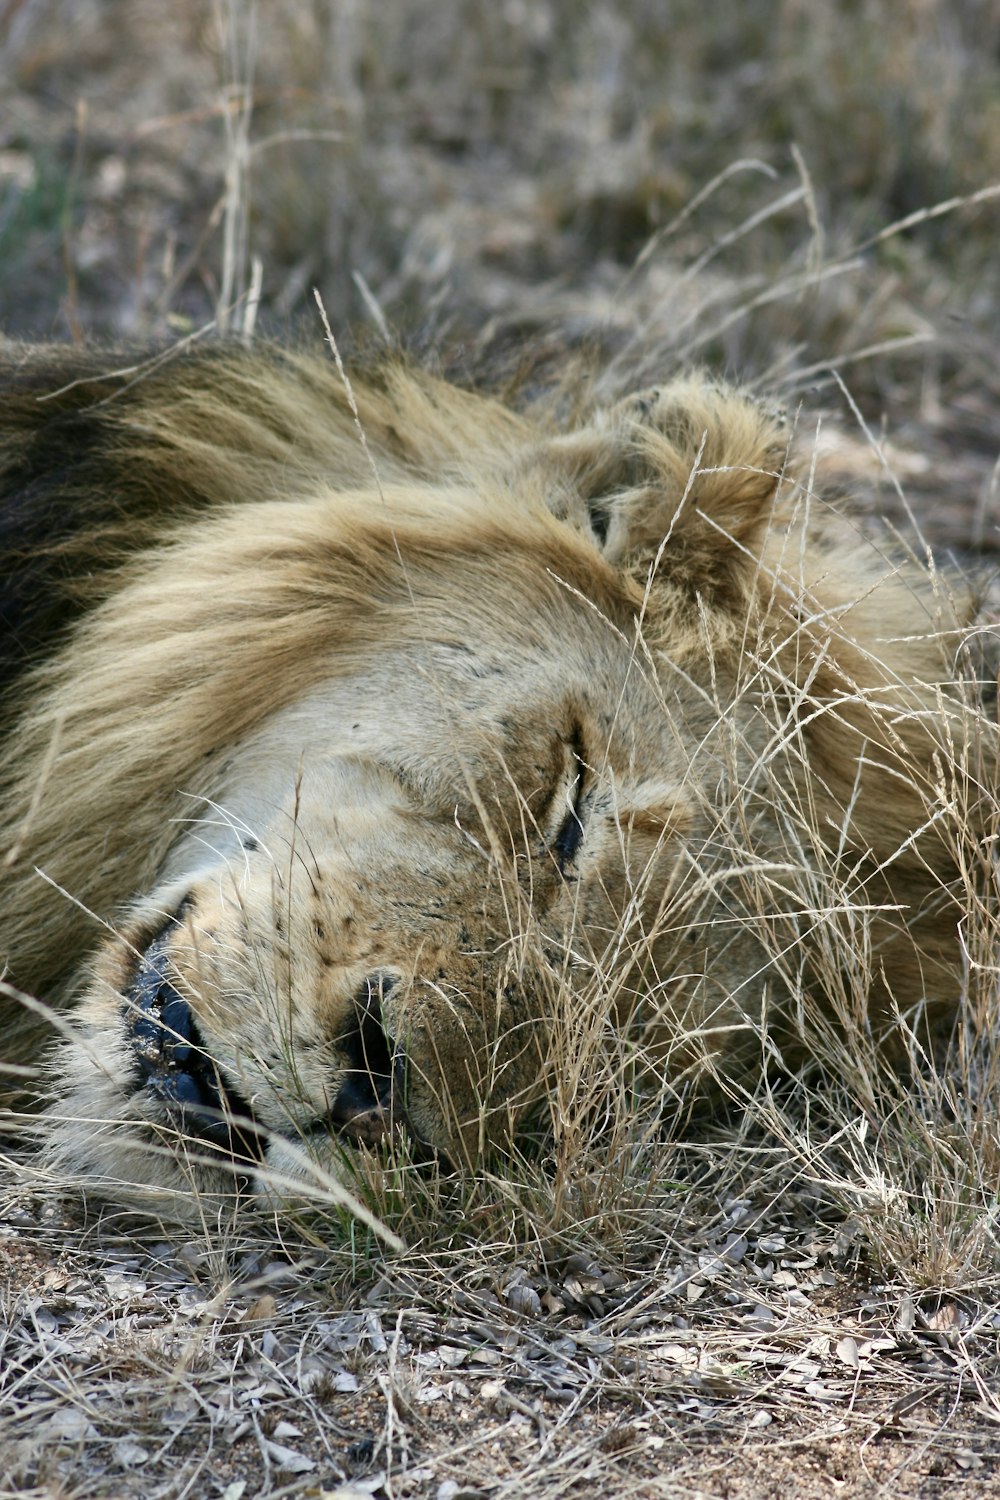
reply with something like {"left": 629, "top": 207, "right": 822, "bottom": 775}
{"left": 925, "top": 1303, "right": 964, "bottom": 1333}
{"left": 114, "top": 1439, "right": 150, "bottom": 1468}
{"left": 43, "top": 1409, "right": 100, "bottom": 1443}
{"left": 836, "top": 1336, "right": 860, "bottom": 1369}
{"left": 504, "top": 1282, "right": 542, "bottom": 1317}
{"left": 896, "top": 1295, "right": 916, "bottom": 1334}
{"left": 271, "top": 1419, "right": 304, "bottom": 1440}
{"left": 262, "top": 1439, "right": 315, "bottom": 1473}
{"left": 243, "top": 1293, "right": 278, "bottom": 1322}
{"left": 756, "top": 1234, "right": 786, "bottom": 1254}
{"left": 564, "top": 1253, "right": 602, "bottom": 1278}
{"left": 720, "top": 1234, "right": 748, "bottom": 1264}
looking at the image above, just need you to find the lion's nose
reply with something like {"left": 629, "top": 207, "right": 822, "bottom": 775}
{"left": 327, "top": 974, "right": 398, "bottom": 1144}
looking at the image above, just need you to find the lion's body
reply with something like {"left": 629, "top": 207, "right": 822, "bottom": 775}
{"left": 0, "top": 341, "right": 994, "bottom": 1215}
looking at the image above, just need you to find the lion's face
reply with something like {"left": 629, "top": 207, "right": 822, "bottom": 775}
{"left": 11, "top": 372, "right": 795, "bottom": 1213}
{"left": 78, "top": 575, "right": 723, "bottom": 1190}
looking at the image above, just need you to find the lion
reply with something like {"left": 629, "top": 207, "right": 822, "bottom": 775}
{"left": 0, "top": 339, "right": 995, "bottom": 1219}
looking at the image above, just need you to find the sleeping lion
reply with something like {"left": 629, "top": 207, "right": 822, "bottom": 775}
{"left": 0, "top": 341, "right": 995, "bottom": 1217}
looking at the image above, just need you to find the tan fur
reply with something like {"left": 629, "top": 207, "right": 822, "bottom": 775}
{"left": 0, "top": 351, "right": 993, "bottom": 1217}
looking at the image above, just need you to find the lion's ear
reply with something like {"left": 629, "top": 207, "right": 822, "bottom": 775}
{"left": 530, "top": 379, "right": 789, "bottom": 600}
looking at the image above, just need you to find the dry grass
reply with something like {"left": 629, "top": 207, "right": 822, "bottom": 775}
{"left": 2, "top": 1, "right": 1000, "bottom": 1496}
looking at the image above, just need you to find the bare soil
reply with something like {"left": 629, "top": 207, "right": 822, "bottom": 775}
{"left": 4, "top": 1185, "right": 1000, "bottom": 1499}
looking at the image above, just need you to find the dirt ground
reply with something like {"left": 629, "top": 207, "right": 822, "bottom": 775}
{"left": 4, "top": 1183, "right": 1000, "bottom": 1499}
{"left": 1, "top": 3, "right": 999, "bottom": 1497}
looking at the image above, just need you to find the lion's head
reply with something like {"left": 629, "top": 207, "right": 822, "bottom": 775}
{"left": 1, "top": 352, "right": 985, "bottom": 1215}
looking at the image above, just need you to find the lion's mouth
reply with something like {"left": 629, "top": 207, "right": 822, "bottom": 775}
{"left": 124, "top": 923, "right": 264, "bottom": 1166}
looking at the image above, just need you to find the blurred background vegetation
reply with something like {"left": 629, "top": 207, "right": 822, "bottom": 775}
{"left": 1, "top": 0, "right": 998, "bottom": 546}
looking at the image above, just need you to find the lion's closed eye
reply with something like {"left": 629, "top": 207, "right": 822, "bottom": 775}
{"left": 550, "top": 727, "right": 588, "bottom": 873}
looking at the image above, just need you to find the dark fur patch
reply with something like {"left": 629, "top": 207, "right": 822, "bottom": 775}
{"left": 0, "top": 348, "right": 179, "bottom": 703}
{"left": 0, "top": 342, "right": 301, "bottom": 708}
